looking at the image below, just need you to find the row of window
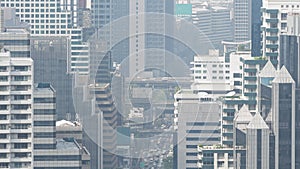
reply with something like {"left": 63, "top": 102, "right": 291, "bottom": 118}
{"left": 195, "top": 64, "right": 230, "bottom": 68}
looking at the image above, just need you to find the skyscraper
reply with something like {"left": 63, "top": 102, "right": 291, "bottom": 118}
{"left": 1, "top": 0, "right": 77, "bottom": 35}
{"left": 129, "top": 0, "right": 174, "bottom": 77}
{"left": 261, "top": 0, "right": 300, "bottom": 64}
{"left": 0, "top": 49, "right": 33, "bottom": 168}
{"left": 272, "top": 66, "right": 296, "bottom": 169}
{"left": 174, "top": 90, "right": 221, "bottom": 169}
{"left": 30, "top": 36, "right": 75, "bottom": 120}
{"left": 0, "top": 8, "right": 30, "bottom": 58}
{"left": 233, "top": 0, "right": 262, "bottom": 56}
{"left": 246, "top": 113, "right": 270, "bottom": 169}
{"left": 33, "top": 83, "right": 89, "bottom": 169}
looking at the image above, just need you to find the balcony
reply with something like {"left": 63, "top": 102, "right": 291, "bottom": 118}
{"left": 266, "top": 52, "right": 278, "bottom": 57}
{"left": 266, "top": 36, "right": 278, "bottom": 41}
{"left": 223, "top": 108, "right": 235, "bottom": 113}
{"left": 222, "top": 116, "right": 234, "bottom": 121}
{"left": 266, "top": 18, "right": 278, "bottom": 23}
{"left": 10, "top": 81, "right": 32, "bottom": 85}
{"left": 244, "top": 84, "right": 257, "bottom": 89}
{"left": 266, "top": 28, "right": 278, "bottom": 33}
{"left": 244, "top": 76, "right": 257, "bottom": 81}
{"left": 244, "top": 92, "right": 257, "bottom": 97}
{"left": 266, "top": 9, "right": 279, "bottom": 14}
{"left": 266, "top": 44, "right": 278, "bottom": 49}
{"left": 244, "top": 68, "right": 257, "bottom": 73}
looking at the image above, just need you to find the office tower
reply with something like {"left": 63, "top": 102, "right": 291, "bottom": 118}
{"left": 234, "top": 105, "right": 253, "bottom": 146}
{"left": 233, "top": 0, "right": 250, "bottom": 43}
{"left": 0, "top": 49, "right": 33, "bottom": 168}
{"left": 197, "top": 145, "right": 246, "bottom": 169}
{"left": 129, "top": 0, "right": 174, "bottom": 77}
{"left": 259, "top": 60, "right": 276, "bottom": 116}
{"left": 87, "top": 83, "right": 118, "bottom": 169}
{"left": 88, "top": 39, "right": 112, "bottom": 84}
{"left": 261, "top": 0, "right": 300, "bottom": 64}
{"left": 1, "top": 0, "right": 77, "bottom": 35}
{"left": 129, "top": 0, "right": 145, "bottom": 77}
{"left": 251, "top": 0, "right": 263, "bottom": 57}
{"left": 192, "top": 3, "right": 232, "bottom": 51}
{"left": 190, "top": 50, "right": 231, "bottom": 91}
{"left": 280, "top": 13, "right": 300, "bottom": 88}
{"left": 233, "top": 0, "right": 262, "bottom": 56}
{"left": 0, "top": 8, "right": 30, "bottom": 58}
{"left": 56, "top": 120, "right": 91, "bottom": 169}
{"left": 78, "top": 9, "right": 92, "bottom": 28}
{"left": 0, "top": 2, "right": 89, "bottom": 74}
{"left": 280, "top": 35, "right": 300, "bottom": 87}
{"left": 30, "top": 37, "right": 75, "bottom": 120}
{"left": 246, "top": 113, "right": 270, "bottom": 169}
{"left": 91, "top": 0, "right": 111, "bottom": 28}
{"left": 174, "top": 90, "right": 221, "bottom": 169}
{"left": 272, "top": 66, "right": 296, "bottom": 169}
{"left": 33, "top": 83, "right": 89, "bottom": 169}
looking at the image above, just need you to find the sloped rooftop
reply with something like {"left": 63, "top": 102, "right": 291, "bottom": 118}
{"left": 273, "top": 66, "right": 295, "bottom": 84}
{"left": 247, "top": 113, "right": 269, "bottom": 129}
{"left": 260, "top": 60, "right": 276, "bottom": 77}
{"left": 234, "top": 105, "right": 253, "bottom": 123}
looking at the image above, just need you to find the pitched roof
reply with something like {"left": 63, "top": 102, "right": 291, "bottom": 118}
{"left": 234, "top": 105, "right": 253, "bottom": 123}
{"left": 265, "top": 109, "right": 272, "bottom": 122}
{"left": 273, "top": 66, "right": 295, "bottom": 84}
{"left": 247, "top": 113, "right": 269, "bottom": 129}
{"left": 260, "top": 60, "right": 276, "bottom": 77}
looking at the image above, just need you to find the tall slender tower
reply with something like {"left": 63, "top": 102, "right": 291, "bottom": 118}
{"left": 246, "top": 113, "right": 270, "bottom": 169}
{"left": 0, "top": 49, "right": 33, "bottom": 168}
{"left": 272, "top": 66, "right": 296, "bottom": 169}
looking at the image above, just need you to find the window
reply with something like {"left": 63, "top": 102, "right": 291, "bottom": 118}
{"left": 14, "top": 143, "right": 28, "bottom": 149}
{"left": 34, "top": 121, "right": 55, "bottom": 126}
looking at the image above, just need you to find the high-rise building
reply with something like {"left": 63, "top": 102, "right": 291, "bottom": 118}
{"left": 192, "top": 3, "right": 233, "bottom": 52}
{"left": 1, "top": 0, "right": 77, "bottom": 35}
{"left": 91, "top": 0, "right": 111, "bottom": 28}
{"left": 129, "top": 0, "right": 174, "bottom": 77}
{"left": 0, "top": 8, "right": 30, "bottom": 58}
{"left": 88, "top": 83, "right": 118, "bottom": 169}
{"left": 246, "top": 113, "right": 270, "bottom": 169}
{"left": 174, "top": 90, "right": 221, "bottom": 169}
{"left": 233, "top": 0, "right": 251, "bottom": 43}
{"left": 272, "top": 66, "right": 296, "bottom": 169}
{"left": 261, "top": 0, "right": 300, "bottom": 64}
{"left": 279, "top": 35, "right": 299, "bottom": 87}
{"left": 233, "top": 0, "right": 262, "bottom": 56}
{"left": 33, "top": 83, "right": 90, "bottom": 169}
{"left": 30, "top": 36, "right": 75, "bottom": 120}
{"left": 190, "top": 50, "right": 231, "bottom": 91}
{"left": 0, "top": 49, "right": 33, "bottom": 169}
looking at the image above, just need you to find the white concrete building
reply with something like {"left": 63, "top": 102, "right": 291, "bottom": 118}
{"left": 174, "top": 90, "right": 221, "bottom": 169}
{"left": 261, "top": 0, "right": 300, "bottom": 63}
{"left": 190, "top": 50, "right": 232, "bottom": 92}
{"left": 0, "top": 49, "right": 33, "bottom": 169}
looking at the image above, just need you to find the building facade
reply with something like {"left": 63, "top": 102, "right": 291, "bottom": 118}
{"left": 174, "top": 90, "right": 221, "bottom": 169}
{"left": 0, "top": 49, "right": 33, "bottom": 168}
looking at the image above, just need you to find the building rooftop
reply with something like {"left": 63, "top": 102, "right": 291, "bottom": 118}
{"left": 265, "top": 109, "right": 272, "bottom": 122}
{"left": 260, "top": 60, "right": 276, "bottom": 77}
{"left": 34, "top": 83, "right": 56, "bottom": 93}
{"left": 273, "top": 66, "right": 295, "bottom": 84}
{"left": 247, "top": 113, "right": 269, "bottom": 129}
{"left": 56, "top": 119, "right": 81, "bottom": 127}
{"left": 4, "top": 28, "right": 28, "bottom": 33}
{"left": 56, "top": 138, "right": 80, "bottom": 150}
{"left": 234, "top": 105, "right": 253, "bottom": 123}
